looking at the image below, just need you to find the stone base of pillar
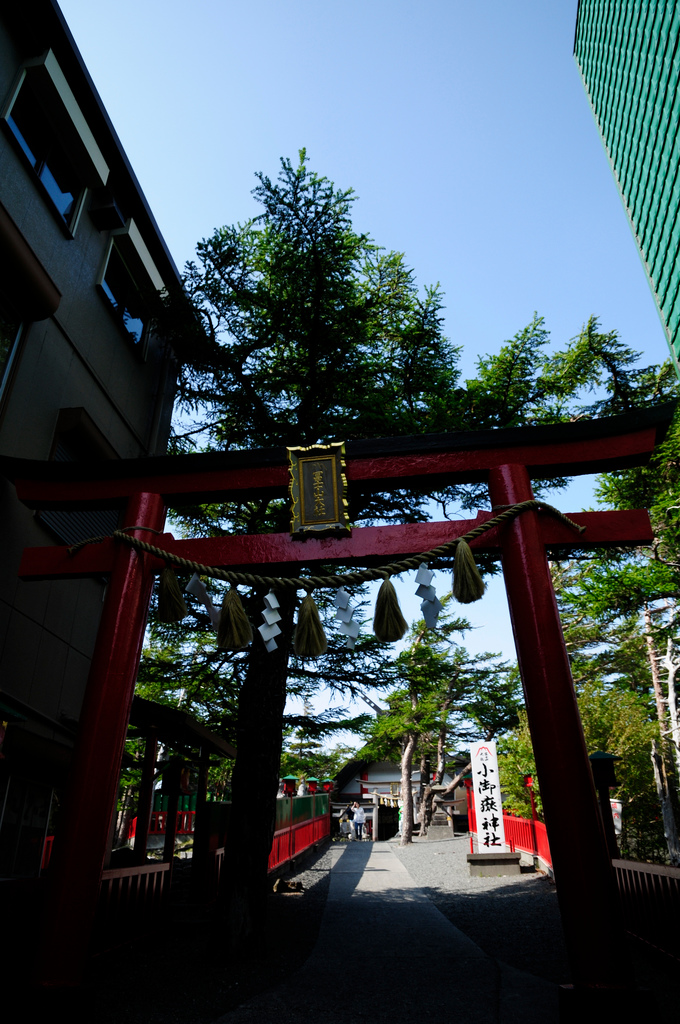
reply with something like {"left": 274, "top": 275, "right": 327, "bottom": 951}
{"left": 467, "top": 852, "right": 521, "bottom": 876}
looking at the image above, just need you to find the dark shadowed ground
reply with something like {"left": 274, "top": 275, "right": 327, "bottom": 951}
{"left": 21, "top": 838, "right": 680, "bottom": 1023}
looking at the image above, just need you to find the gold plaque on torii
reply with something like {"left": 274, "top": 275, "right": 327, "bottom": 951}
{"left": 287, "top": 442, "right": 350, "bottom": 538}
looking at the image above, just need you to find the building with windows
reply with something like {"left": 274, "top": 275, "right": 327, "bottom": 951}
{"left": 0, "top": 1, "right": 180, "bottom": 878}
{"left": 574, "top": 2, "right": 680, "bottom": 375}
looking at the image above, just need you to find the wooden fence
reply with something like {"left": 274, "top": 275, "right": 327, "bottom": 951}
{"left": 613, "top": 858, "right": 680, "bottom": 961}
{"left": 93, "top": 861, "right": 170, "bottom": 950}
{"left": 472, "top": 810, "right": 679, "bottom": 960}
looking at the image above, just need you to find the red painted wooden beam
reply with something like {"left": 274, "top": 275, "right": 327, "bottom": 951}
{"left": 345, "top": 427, "right": 659, "bottom": 485}
{"left": 4, "top": 403, "right": 673, "bottom": 510}
{"left": 12, "top": 465, "right": 288, "bottom": 509}
{"left": 18, "top": 509, "right": 653, "bottom": 581}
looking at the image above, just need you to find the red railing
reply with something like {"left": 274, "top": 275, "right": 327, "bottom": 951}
{"left": 469, "top": 810, "right": 553, "bottom": 868}
{"left": 502, "top": 814, "right": 552, "bottom": 867}
{"left": 268, "top": 809, "right": 331, "bottom": 872}
{"left": 209, "top": 798, "right": 330, "bottom": 895}
{"left": 128, "top": 810, "right": 196, "bottom": 839}
{"left": 502, "top": 813, "right": 534, "bottom": 853}
{"left": 534, "top": 821, "right": 551, "bottom": 867}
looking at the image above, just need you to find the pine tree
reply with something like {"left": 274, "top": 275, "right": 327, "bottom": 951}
{"left": 362, "top": 607, "right": 520, "bottom": 845}
{"left": 149, "top": 150, "right": 677, "bottom": 941}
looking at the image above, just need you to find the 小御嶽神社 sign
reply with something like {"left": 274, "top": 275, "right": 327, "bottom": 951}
{"left": 471, "top": 739, "right": 506, "bottom": 851}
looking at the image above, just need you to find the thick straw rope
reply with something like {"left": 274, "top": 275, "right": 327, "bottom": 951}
{"left": 68, "top": 501, "right": 584, "bottom": 592}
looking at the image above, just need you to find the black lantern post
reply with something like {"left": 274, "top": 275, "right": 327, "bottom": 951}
{"left": 589, "top": 751, "right": 621, "bottom": 859}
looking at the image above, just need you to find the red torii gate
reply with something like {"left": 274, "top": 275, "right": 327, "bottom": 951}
{"left": 5, "top": 403, "right": 673, "bottom": 996}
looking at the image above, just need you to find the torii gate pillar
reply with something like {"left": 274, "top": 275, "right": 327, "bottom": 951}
{"left": 489, "top": 463, "right": 627, "bottom": 988}
{"left": 7, "top": 405, "right": 672, "bottom": 998}
{"left": 36, "top": 491, "right": 166, "bottom": 985}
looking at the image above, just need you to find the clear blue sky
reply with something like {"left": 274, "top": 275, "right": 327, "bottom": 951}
{"left": 59, "top": 0, "right": 669, "bottom": 377}
{"left": 57, "top": 0, "right": 672, "bottom": 726}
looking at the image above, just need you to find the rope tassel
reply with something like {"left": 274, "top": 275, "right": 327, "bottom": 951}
{"left": 295, "top": 593, "right": 328, "bottom": 657}
{"left": 217, "top": 588, "right": 253, "bottom": 649}
{"left": 452, "top": 540, "right": 486, "bottom": 603}
{"left": 157, "top": 566, "right": 188, "bottom": 622}
{"left": 373, "top": 578, "right": 408, "bottom": 642}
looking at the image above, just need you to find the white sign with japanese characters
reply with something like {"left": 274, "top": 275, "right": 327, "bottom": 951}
{"left": 471, "top": 740, "right": 506, "bottom": 851}
{"left": 610, "top": 799, "right": 622, "bottom": 835}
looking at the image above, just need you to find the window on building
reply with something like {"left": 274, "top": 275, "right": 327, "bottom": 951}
{"left": 2, "top": 51, "right": 109, "bottom": 233}
{"left": 100, "top": 243, "right": 147, "bottom": 345}
{"left": 0, "top": 775, "right": 54, "bottom": 878}
{"left": 38, "top": 409, "right": 120, "bottom": 547}
{"left": 6, "top": 78, "right": 81, "bottom": 226}
{"left": 0, "top": 295, "right": 23, "bottom": 402}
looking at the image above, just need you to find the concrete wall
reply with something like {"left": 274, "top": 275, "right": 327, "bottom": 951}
{"left": 0, "top": 2, "right": 180, "bottom": 834}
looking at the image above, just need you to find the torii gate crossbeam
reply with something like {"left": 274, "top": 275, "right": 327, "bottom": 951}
{"left": 3, "top": 403, "right": 673, "bottom": 998}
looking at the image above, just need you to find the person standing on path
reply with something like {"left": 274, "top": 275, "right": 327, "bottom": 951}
{"left": 352, "top": 801, "right": 366, "bottom": 840}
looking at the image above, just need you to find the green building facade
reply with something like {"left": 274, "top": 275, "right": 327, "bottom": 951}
{"left": 574, "top": 1, "right": 680, "bottom": 375}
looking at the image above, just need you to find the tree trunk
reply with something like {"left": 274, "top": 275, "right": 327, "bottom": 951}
{"left": 438, "top": 762, "right": 471, "bottom": 800}
{"left": 114, "top": 784, "right": 136, "bottom": 848}
{"left": 643, "top": 605, "right": 680, "bottom": 863}
{"left": 419, "top": 781, "right": 433, "bottom": 834}
{"left": 643, "top": 605, "right": 668, "bottom": 728}
{"left": 662, "top": 633, "right": 680, "bottom": 780}
{"left": 435, "top": 727, "right": 447, "bottom": 785}
{"left": 399, "top": 732, "right": 417, "bottom": 846}
{"left": 218, "top": 587, "right": 295, "bottom": 951}
{"left": 418, "top": 750, "right": 431, "bottom": 835}
{"left": 651, "top": 740, "right": 680, "bottom": 866}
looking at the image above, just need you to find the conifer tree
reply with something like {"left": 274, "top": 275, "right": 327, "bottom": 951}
{"left": 150, "top": 150, "right": 677, "bottom": 942}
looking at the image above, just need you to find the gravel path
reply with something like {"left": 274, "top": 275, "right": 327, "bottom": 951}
{"left": 391, "top": 834, "right": 569, "bottom": 984}
{"left": 390, "top": 834, "right": 680, "bottom": 1015}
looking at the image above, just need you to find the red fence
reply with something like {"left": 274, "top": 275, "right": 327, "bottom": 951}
{"left": 502, "top": 814, "right": 552, "bottom": 868}
{"left": 268, "top": 810, "right": 331, "bottom": 872}
{"left": 128, "top": 810, "right": 196, "bottom": 838}
{"left": 209, "top": 794, "right": 331, "bottom": 891}
{"left": 468, "top": 806, "right": 553, "bottom": 869}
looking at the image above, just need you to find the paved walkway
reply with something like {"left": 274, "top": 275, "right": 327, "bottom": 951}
{"left": 214, "top": 841, "right": 559, "bottom": 1023}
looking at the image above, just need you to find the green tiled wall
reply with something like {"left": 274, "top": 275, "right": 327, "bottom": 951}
{"left": 575, "top": 1, "right": 680, "bottom": 373}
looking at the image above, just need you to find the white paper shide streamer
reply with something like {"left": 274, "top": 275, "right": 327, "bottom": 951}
{"left": 259, "top": 590, "right": 282, "bottom": 652}
{"left": 415, "top": 563, "right": 443, "bottom": 629}
{"left": 334, "top": 587, "right": 360, "bottom": 649}
{"left": 185, "top": 573, "right": 221, "bottom": 629}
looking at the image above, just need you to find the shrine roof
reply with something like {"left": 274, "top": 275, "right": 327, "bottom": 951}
{"left": 128, "top": 696, "right": 236, "bottom": 760}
